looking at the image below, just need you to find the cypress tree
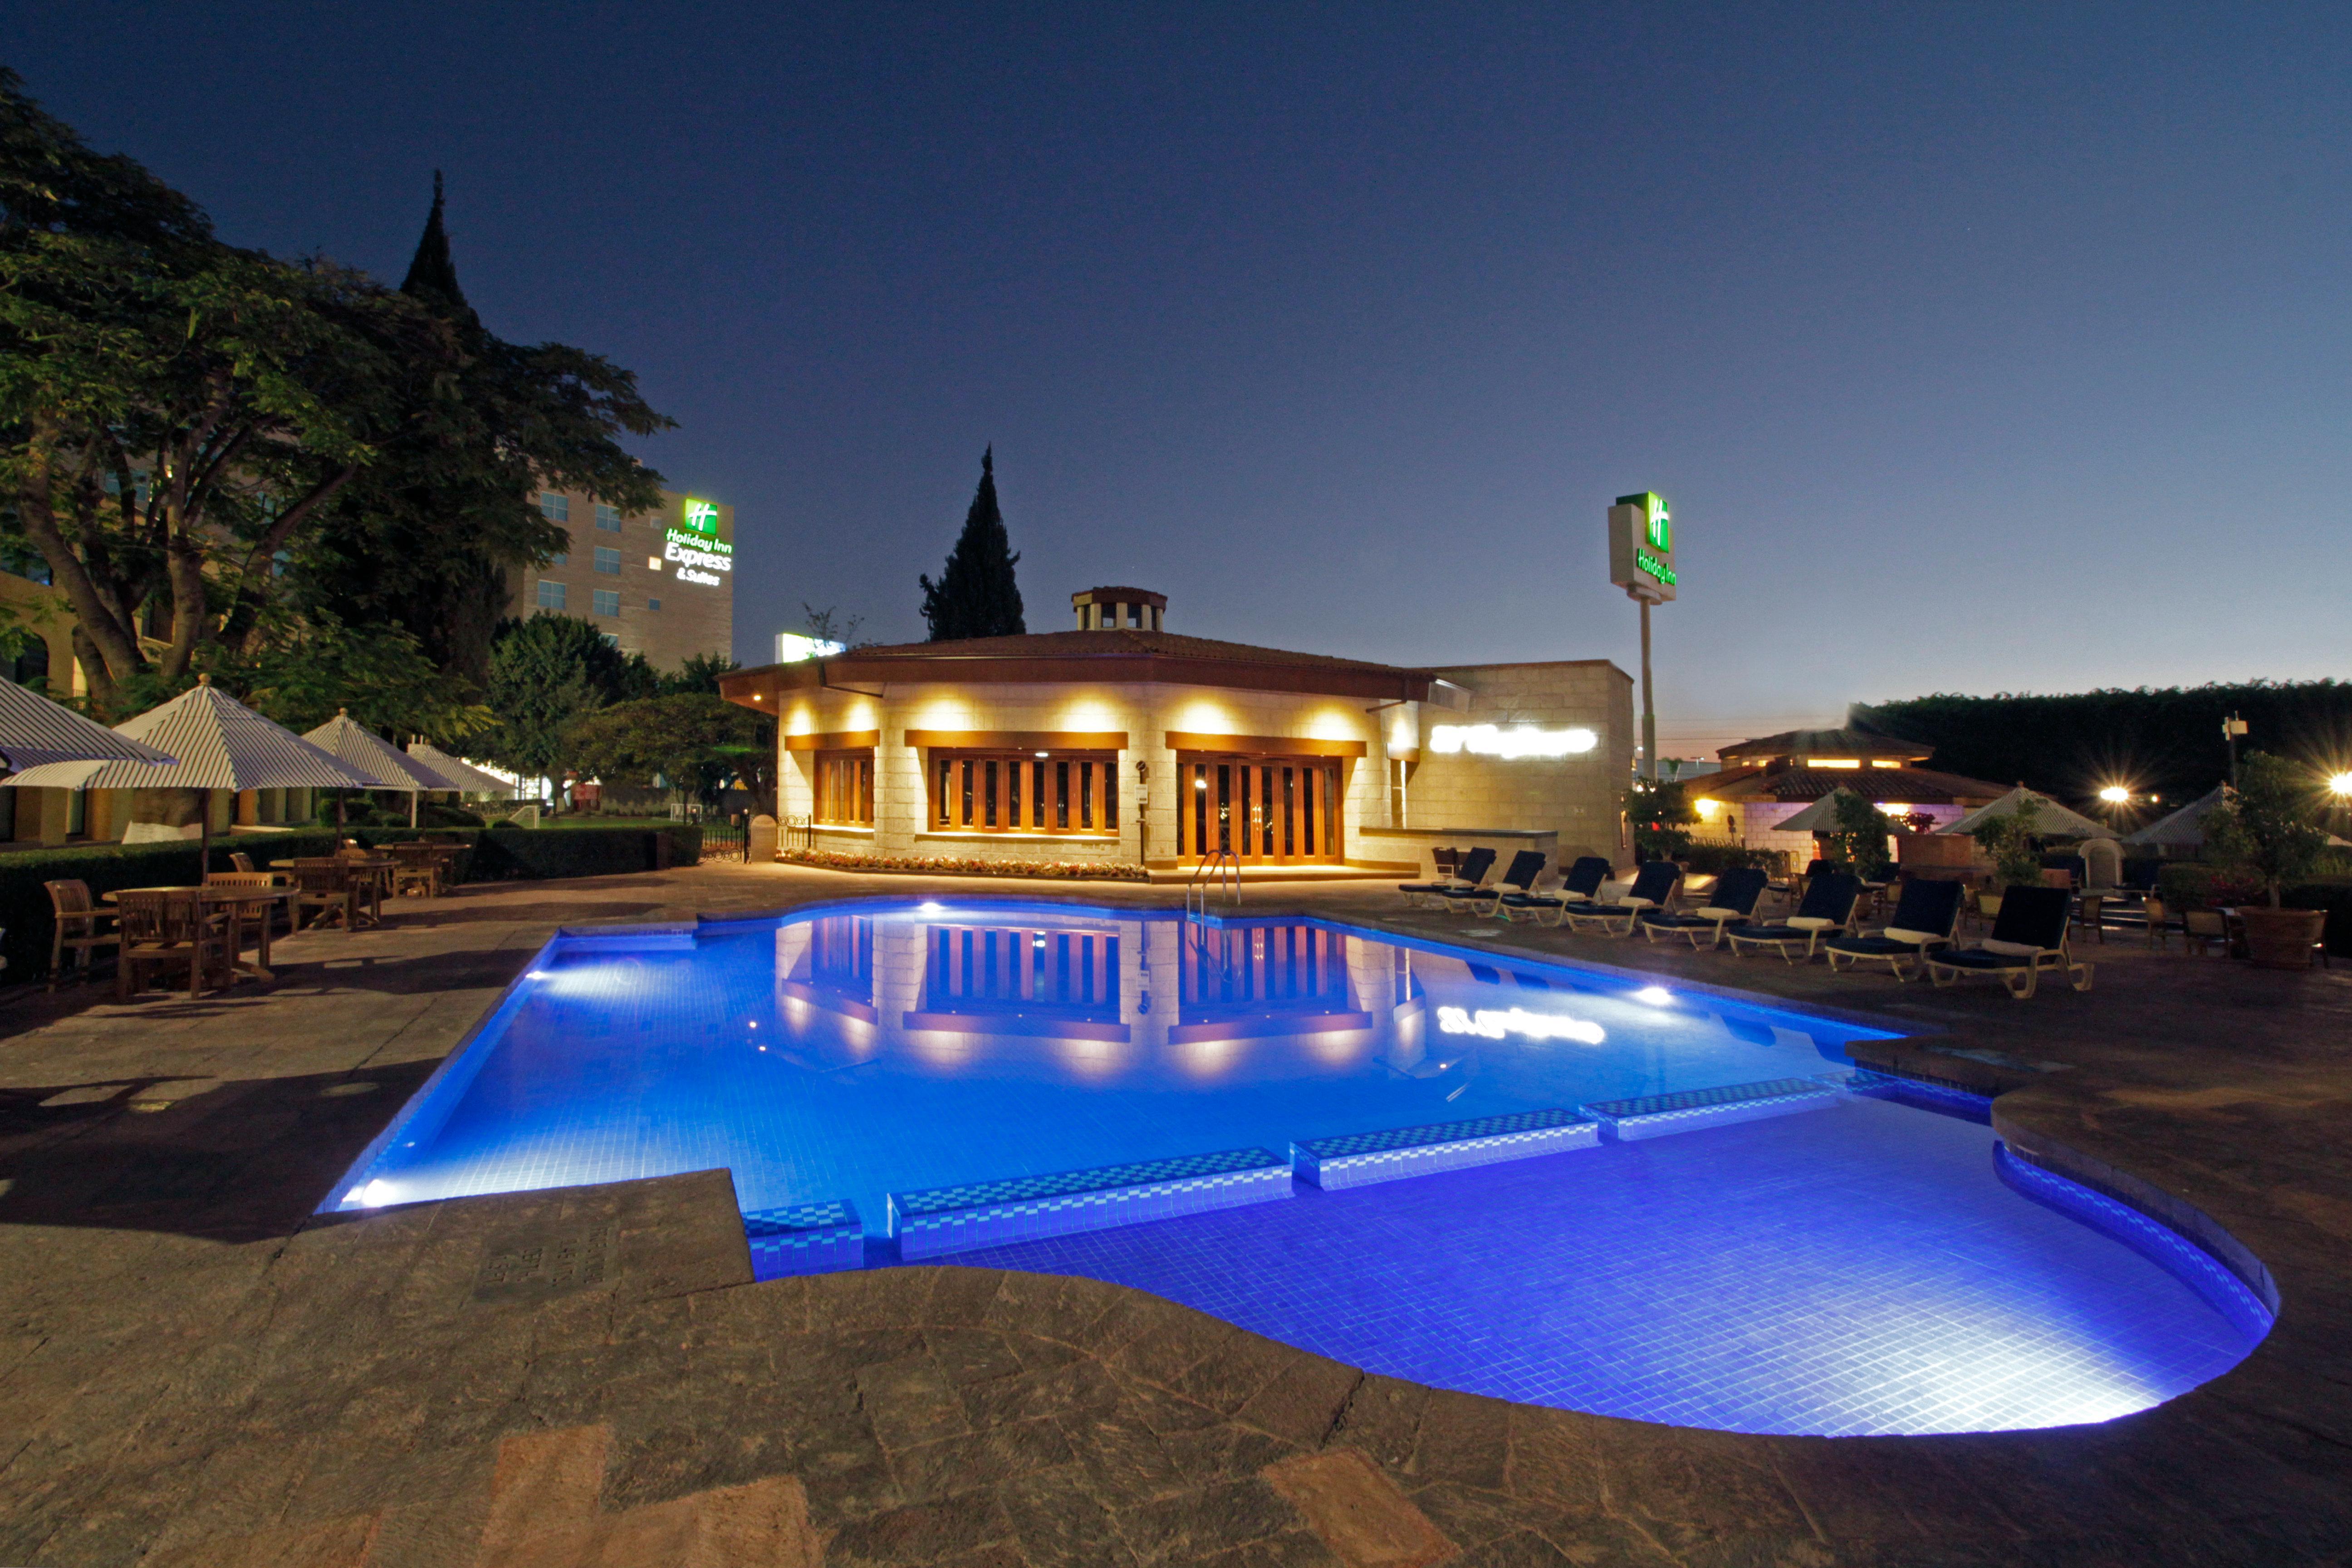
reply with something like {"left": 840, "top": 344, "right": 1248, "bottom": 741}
{"left": 919, "top": 447, "right": 1026, "bottom": 640}
{"left": 399, "top": 171, "right": 475, "bottom": 324}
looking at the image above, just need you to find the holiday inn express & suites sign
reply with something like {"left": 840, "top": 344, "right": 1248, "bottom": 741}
{"left": 1607, "top": 490, "right": 1676, "bottom": 601}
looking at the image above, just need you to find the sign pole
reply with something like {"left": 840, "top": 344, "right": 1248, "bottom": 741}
{"left": 1639, "top": 597, "right": 1656, "bottom": 782}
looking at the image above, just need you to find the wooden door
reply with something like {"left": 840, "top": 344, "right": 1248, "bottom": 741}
{"left": 1176, "top": 755, "right": 1342, "bottom": 864}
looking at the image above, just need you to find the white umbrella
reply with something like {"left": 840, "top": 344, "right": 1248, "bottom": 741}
{"left": 304, "top": 710, "right": 455, "bottom": 828}
{"left": 8, "top": 676, "right": 375, "bottom": 864}
{"left": 2123, "top": 786, "right": 2225, "bottom": 848}
{"left": 0, "top": 676, "right": 178, "bottom": 771}
{"left": 1940, "top": 786, "right": 2117, "bottom": 841}
{"left": 1772, "top": 787, "right": 1873, "bottom": 835}
{"left": 407, "top": 742, "right": 509, "bottom": 796}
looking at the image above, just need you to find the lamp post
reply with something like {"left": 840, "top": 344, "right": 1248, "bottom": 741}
{"left": 2098, "top": 784, "right": 2131, "bottom": 830}
{"left": 2328, "top": 771, "right": 2352, "bottom": 838}
{"left": 2223, "top": 714, "right": 2248, "bottom": 785}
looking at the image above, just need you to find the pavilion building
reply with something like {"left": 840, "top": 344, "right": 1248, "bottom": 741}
{"left": 1685, "top": 727, "right": 2011, "bottom": 859}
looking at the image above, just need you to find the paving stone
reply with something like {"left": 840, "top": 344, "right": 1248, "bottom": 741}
{"left": 1261, "top": 1446, "right": 1456, "bottom": 1568}
{"left": 890, "top": 1414, "right": 1076, "bottom": 1502}
{"left": 823, "top": 1488, "right": 1022, "bottom": 1564}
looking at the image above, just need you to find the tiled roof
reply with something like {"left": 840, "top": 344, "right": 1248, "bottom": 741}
{"left": 803, "top": 628, "right": 1432, "bottom": 678}
{"left": 1718, "top": 728, "right": 1933, "bottom": 762}
{"left": 1697, "top": 764, "right": 2011, "bottom": 805}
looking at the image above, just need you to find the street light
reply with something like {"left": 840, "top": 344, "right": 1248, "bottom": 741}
{"left": 2330, "top": 773, "right": 2352, "bottom": 800}
{"left": 2098, "top": 785, "right": 2130, "bottom": 804}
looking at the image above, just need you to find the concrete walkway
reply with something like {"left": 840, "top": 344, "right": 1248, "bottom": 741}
{"left": 1, "top": 862, "right": 2347, "bottom": 1564}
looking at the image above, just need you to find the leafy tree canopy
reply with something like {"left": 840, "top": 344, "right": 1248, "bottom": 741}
{"left": 564, "top": 692, "right": 774, "bottom": 815}
{"left": 663, "top": 651, "right": 741, "bottom": 697}
{"left": 1624, "top": 778, "right": 1695, "bottom": 862}
{"left": 919, "top": 447, "right": 1024, "bottom": 640}
{"left": 2203, "top": 752, "right": 2329, "bottom": 907}
{"left": 477, "top": 613, "right": 641, "bottom": 783}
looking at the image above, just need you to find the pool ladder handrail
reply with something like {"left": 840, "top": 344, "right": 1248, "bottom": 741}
{"left": 1185, "top": 847, "right": 1241, "bottom": 916}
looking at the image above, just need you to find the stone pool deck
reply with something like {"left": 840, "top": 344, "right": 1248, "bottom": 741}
{"left": 0, "top": 861, "right": 2345, "bottom": 1565}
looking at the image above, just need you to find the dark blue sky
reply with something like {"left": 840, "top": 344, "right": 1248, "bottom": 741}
{"left": 10, "top": 4, "right": 2348, "bottom": 754}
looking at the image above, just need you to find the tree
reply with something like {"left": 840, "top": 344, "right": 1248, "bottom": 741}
{"left": 1624, "top": 779, "right": 1695, "bottom": 862}
{"left": 1, "top": 69, "right": 448, "bottom": 710}
{"left": 1967, "top": 797, "right": 2046, "bottom": 891}
{"left": 289, "top": 175, "right": 671, "bottom": 689}
{"left": 476, "top": 614, "right": 637, "bottom": 794}
{"left": 663, "top": 651, "right": 740, "bottom": 696}
{"left": 1825, "top": 790, "right": 1894, "bottom": 879}
{"left": 564, "top": 693, "right": 775, "bottom": 816}
{"left": 2203, "top": 752, "right": 2328, "bottom": 909}
{"left": 918, "top": 446, "right": 1024, "bottom": 640}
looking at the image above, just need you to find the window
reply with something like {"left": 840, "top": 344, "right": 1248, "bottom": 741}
{"left": 592, "top": 588, "right": 621, "bottom": 616}
{"left": 600, "top": 632, "right": 619, "bottom": 647}
{"left": 549, "top": 551, "right": 568, "bottom": 567}
{"left": 928, "top": 751, "right": 1117, "bottom": 836}
{"left": 539, "top": 491, "right": 569, "bottom": 522}
{"left": 594, "top": 503, "right": 621, "bottom": 532}
{"left": 647, "top": 597, "right": 662, "bottom": 611}
{"left": 593, "top": 546, "right": 622, "bottom": 575}
{"left": 813, "top": 750, "right": 875, "bottom": 826}
{"left": 537, "top": 580, "right": 567, "bottom": 611}
{"left": 647, "top": 555, "right": 662, "bottom": 570}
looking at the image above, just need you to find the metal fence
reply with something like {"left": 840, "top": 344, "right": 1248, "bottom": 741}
{"left": 698, "top": 817, "right": 750, "bottom": 861}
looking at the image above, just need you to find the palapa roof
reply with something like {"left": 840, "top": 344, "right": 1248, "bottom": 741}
{"left": 2123, "top": 786, "right": 2226, "bottom": 848}
{"left": 0, "top": 677, "right": 176, "bottom": 772}
{"left": 1718, "top": 727, "right": 1934, "bottom": 764}
{"left": 5, "top": 679, "right": 373, "bottom": 792}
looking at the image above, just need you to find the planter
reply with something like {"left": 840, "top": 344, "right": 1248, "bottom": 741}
{"left": 2239, "top": 906, "right": 2328, "bottom": 970}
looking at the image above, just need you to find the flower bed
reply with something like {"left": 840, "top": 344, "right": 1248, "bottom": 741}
{"left": 779, "top": 848, "right": 1149, "bottom": 883}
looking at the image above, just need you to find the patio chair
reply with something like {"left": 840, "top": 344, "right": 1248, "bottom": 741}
{"left": 1925, "top": 885, "right": 2093, "bottom": 999}
{"left": 1822, "top": 879, "right": 1966, "bottom": 981}
{"left": 288, "top": 858, "right": 359, "bottom": 933}
{"left": 44, "top": 879, "right": 119, "bottom": 990}
{"left": 1399, "top": 847, "right": 1495, "bottom": 908}
{"left": 1440, "top": 850, "right": 1546, "bottom": 916}
{"left": 389, "top": 843, "right": 443, "bottom": 899}
{"left": 2142, "top": 894, "right": 2173, "bottom": 951}
{"left": 1499, "top": 855, "right": 1613, "bottom": 925}
{"left": 1724, "top": 872, "right": 1863, "bottom": 962}
{"left": 1561, "top": 860, "right": 1682, "bottom": 937}
{"left": 2180, "top": 907, "right": 2228, "bottom": 958}
{"left": 230, "top": 852, "right": 256, "bottom": 874}
{"left": 1640, "top": 867, "right": 1771, "bottom": 949}
{"left": 205, "top": 869, "right": 291, "bottom": 936}
{"left": 116, "top": 890, "right": 227, "bottom": 1001}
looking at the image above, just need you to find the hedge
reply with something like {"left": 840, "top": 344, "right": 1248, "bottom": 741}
{"left": 0, "top": 822, "right": 701, "bottom": 983}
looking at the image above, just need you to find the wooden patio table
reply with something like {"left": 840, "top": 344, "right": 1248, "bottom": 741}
{"left": 104, "top": 884, "right": 293, "bottom": 983}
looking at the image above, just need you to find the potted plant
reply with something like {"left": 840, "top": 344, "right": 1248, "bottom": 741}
{"left": 1966, "top": 796, "right": 2046, "bottom": 917}
{"left": 2203, "top": 752, "right": 2329, "bottom": 970}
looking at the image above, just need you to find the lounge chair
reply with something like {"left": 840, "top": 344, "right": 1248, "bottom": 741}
{"left": 1822, "top": 879, "right": 1966, "bottom": 981}
{"left": 1640, "top": 867, "right": 1770, "bottom": 949}
{"left": 1724, "top": 872, "right": 1862, "bottom": 962}
{"left": 1441, "top": 850, "right": 1547, "bottom": 916}
{"left": 1498, "top": 855, "right": 1612, "bottom": 925}
{"left": 1399, "top": 847, "right": 1494, "bottom": 909}
{"left": 1925, "top": 886, "right": 2093, "bottom": 999}
{"left": 1562, "top": 860, "right": 1682, "bottom": 937}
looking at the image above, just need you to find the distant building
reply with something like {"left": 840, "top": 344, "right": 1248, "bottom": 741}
{"left": 509, "top": 486, "right": 735, "bottom": 671}
{"left": 1687, "top": 726, "right": 2009, "bottom": 858}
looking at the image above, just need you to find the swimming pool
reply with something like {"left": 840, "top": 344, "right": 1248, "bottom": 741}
{"left": 328, "top": 897, "right": 2271, "bottom": 1436}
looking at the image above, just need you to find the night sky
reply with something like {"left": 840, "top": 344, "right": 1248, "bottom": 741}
{"left": 10, "top": 5, "right": 2348, "bottom": 756}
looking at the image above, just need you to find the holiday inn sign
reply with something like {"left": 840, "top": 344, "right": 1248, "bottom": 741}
{"left": 1607, "top": 490, "right": 1677, "bottom": 601}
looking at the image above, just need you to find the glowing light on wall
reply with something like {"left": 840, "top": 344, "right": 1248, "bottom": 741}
{"left": 1436, "top": 1005, "right": 1605, "bottom": 1044}
{"left": 1429, "top": 725, "right": 1598, "bottom": 759}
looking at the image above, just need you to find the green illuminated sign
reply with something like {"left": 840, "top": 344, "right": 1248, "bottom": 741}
{"left": 665, "top": 527, "right": 733, "bottom": 556}
{"left": 1643, "top": 493, "right": 1670, "bottom": 551}
{"left": 1635, "top": 549, "right": 1676, "bottom": 587}
{"left": 681, "top": 498, "right": 720, "bottom": 536}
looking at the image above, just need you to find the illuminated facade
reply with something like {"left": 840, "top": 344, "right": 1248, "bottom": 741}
{"left": 720, "top": 588, "right": 1634, "bottom": 874}
{"left": 508, "top": 485, "right": 735, "bottom": 671}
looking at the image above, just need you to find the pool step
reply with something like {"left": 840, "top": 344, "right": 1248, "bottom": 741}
{"left": 1292, "top": 1108, "right": 1598, "bottom": 1191}
{"left": 888, "top": 1147, "right": 1293, "bottom": 1261}
{"left": 1580, "top": 1077, "right": 1846, "bottom": 1141}
{"left": 743, "top": 1200, "right": 864, "bottom": 1280}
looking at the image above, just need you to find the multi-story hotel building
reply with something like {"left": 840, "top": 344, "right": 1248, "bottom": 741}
{"left": 509, "top": 485, "right": 736, "bottom": 672}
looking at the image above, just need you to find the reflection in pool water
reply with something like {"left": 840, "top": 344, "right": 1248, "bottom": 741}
{"left": 329, "top": 900, "right": 2271, "bottom": 1436}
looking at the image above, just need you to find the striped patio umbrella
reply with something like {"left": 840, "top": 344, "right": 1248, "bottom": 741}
{"left": 305, "top": 710, "right": 462, "bottom": 829}
{"left": 7, "top": 676, "right": 376, "bottom": 862}
{"left": 0, "top": 676, "right": 177, "bottom": 772}
{"left": 406, "top": 742, "right": 511, "bottom": 796}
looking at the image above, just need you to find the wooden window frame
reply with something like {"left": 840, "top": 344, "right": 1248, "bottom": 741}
{"left": 926, "top": 749, "right": 1119, "bottom": 837}
{"left": 810, "top": 748, "right": 875, "bottom": 827}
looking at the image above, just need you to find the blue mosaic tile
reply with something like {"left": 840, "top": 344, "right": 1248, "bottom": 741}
{"left": 889, "top": 1148, "right": 1291, "bottom": 1261}
{"left": 1293, "top": 1109, "right": 1599, "bottom": 1190}
{"left": 743, "top": 1199, "right": 863, "bottom": 1279}
{"left": 1581, "top": 1077, "right": 1844, "bottom": 1140}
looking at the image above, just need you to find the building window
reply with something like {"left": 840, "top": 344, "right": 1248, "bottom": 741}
{"left": 600, "top": 632, "right": 619, "bottom": 647}
{"left": 539, "top": 491, "right": 569, "bottom": 522}
{"left": 594, "top": 503, "right": 621, "bottom": 532}
{"left": 549, "top": 550, "right": 568, "bottom": 567}
{"left": 593, "top": 546, "right": 622, "bottom": 575}
{"left": 647, "top": 597, "right": 662, "bottom": 611}
{"left": 813, "top": 750, "right": 875, "bottom": 826}
{"left": 928, "top": 751, "right": 1117, "bottom": 836}
{"left": 592, "top": 588, "right": 621, "bottom": 616}
{"left": 537, "top": 580, "right": 567, "bottom": 611}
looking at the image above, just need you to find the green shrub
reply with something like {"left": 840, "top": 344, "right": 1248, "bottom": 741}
{"left": 1681, "top": 843, "right": 1774, "bottom": 874}
{"left": 467, "top": 823, "right": 699, "bottom": 881}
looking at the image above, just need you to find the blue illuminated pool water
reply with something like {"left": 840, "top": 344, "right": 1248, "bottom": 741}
{"left": 330, "top": 898, "right": 2270, "bottom": 1436}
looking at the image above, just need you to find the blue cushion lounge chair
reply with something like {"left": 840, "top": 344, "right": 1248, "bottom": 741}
{"left": 1640, "top": 867, "right": 1771, "bottom": 950}
{"left": 1925, "top": 886, "right": 2094, "bottom": 999}
{"left": 1399, "top": 846, "right": 1494, "bottom": 908}
{"left": 1723, "top": 872, "right": 1862, "bottom": 961}
{"left": 1440, "top": 850, "right": 1547, "bottom": 916}
{"left": 1499, "top": 855, "right": 1612, "bottom": 925}
{"left": 1562, "top": 860, "right": 1682, "bottom": 937}
{"left": 1822, "top": 878, "right": 1966, "bottom": 981}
